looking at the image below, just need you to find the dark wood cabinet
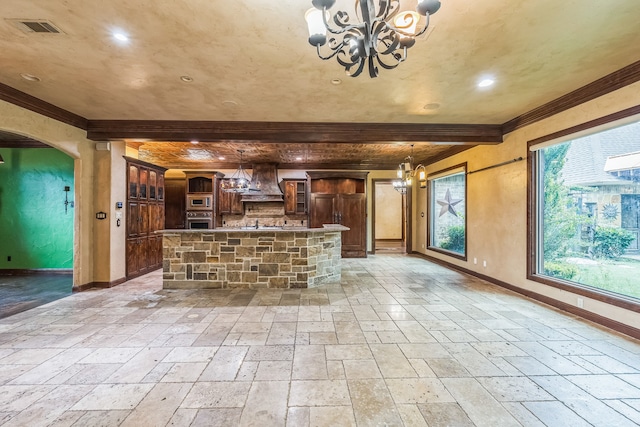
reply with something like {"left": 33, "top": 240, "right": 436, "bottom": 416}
{"left": 283, "top": 179, "right": 307, "bottom": 215}
{"left": 126, "top": 158, "right": 166, "bottom": 279}
{"left": 217, "top": 179, "right": 243, "bottom": 215}
{"left": 308, "top": 172, "right": 368, "bottom": 258}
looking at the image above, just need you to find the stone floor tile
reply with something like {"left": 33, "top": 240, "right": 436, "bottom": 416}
{"left": 478, "top": 376, "right": 555, "bottom": 401}
{"left": 286, "top": 406, "right": 310, "bottom": 427}
{"left": 239, "top": 381, "right": 288, "bottom": 426}
{"left": 189, "top": 408, "right": 242, "bottom": 426}
{"left": 386, "top": 378, "right": 454, "bottom": 404}
{"left": 343, "top": 359, "right": 382, "bottom": 379}
{"left": 396, "top": 404, "right": 429, "bottom": 426}
{"left": 161, "top": 362, "right": 207, "bottom": 382}
{"left": 64, "top": 410, "right": 131, "bottom": 427}
{"left": 120, "top": 382, "right": 192, "bottom": 427}
{"left": 523, "top": 401, "right": 591, "bottom": 427}
{"left": 566, "top": 374, "right": 640, "bottom": 399}
{"left": 370, "top": 344, "right": 417, "bottom": 378}
{"left": 181, "top": 381, "right": 251, "bottom": 408}
{"left": 162, "top": 346, "right": 218, "bottom": 363}
{"left": 70, "top": 383, "right": 154, "bottom": 410}
{"left": 254, "top": 360, "right": 292, "bottom": 381}
{"left": 309, "top": 406, "right": 356, "bottom": 427}
{"left": 292, "top": 345, "right": 327, "bottom": 380}
{"left": 166, "top": 408, "right": 198, "bottom": 427}
{"left": 245, "top": 344, "right": 294, "bottom": 361}
{"left": 441, "top": 378, "right": 521, "bottom": 427}
{"left": 0, "top": 348, "right": 63, "bottom": 365}
{"left": 348, "top": 378, "right": 403, "bottom": 426}
{"left": 289, "top": 380, "right": 351, "bottom": 406}
{"left": 501, "top": 402, "right": 547, "bottom": 427}
{"left": 198, "top": 346, "right": 249, "bottom": 381}
{"left": 106, "top": 347, "right": 172, "bottom": 384}
{"left": 417, "top": 402, "right": 475, "bottom": 427}
{"left": 606, "top": 399, "right": 640, "bottom": 425}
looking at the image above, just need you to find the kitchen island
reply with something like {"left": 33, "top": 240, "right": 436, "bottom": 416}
{"left": 159, "top": 225, "right": 348, "bottom": 289}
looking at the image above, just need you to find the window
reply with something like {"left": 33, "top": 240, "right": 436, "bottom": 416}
{"left": 531, "top": 120, "right": 640, "bottom": 301}
{"left": 428, "top": 165, "right": 466, "bottom": 258}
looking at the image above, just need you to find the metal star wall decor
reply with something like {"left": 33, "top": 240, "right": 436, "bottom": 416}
{"left": 437, "top": 189, "right": 462, "bottom": 217}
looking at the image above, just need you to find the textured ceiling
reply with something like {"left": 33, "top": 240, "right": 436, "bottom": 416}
{"left": 1, "top": 0, "right": 639, "bottom": 168}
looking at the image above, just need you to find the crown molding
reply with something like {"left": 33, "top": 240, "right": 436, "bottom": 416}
{"left": 0, "top": 82, "right": 88, "bottom": 130}
{"left": 502, "top": 59, "right": 640, "bottom": 135}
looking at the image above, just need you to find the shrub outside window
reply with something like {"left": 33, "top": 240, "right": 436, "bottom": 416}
{"left": 428, "top": 165, "right": 466, "bottom": 258}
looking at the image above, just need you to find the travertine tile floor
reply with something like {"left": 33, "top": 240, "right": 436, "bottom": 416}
{"left": 1, "top": 254, "right": 639, "bottom": 426}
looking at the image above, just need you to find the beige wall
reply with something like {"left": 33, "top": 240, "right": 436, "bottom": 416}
{"left": 374, "top": 182, "right": 403, "bottom": 240}
{"left": 413, "top": 81, "right": 640, "bottom": 331}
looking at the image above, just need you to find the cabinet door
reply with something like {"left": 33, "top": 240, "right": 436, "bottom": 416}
{"left": 284, "top": 181, "right": 297, "bottom": 214}
{"left": 149, "top": 170, "right": 157, "bottom": 200}
{"left": 218, "top": 182, "right": 243, "bottom": 214}
{"left": 139, "top": 202, "right": 149, "bottom": 235}
{"left": 310, "top": 194, "right": 336, "bottom": 227}
{"left": 139, "top": 167, "right": 148, "bottom": 200}
{"left": 127, "top": 201, "right": 139, "bottom": 237}
{"left": 128, "top": 164, "right": 139, "bottom": 199}
{"left": 296, "top": 182, "right": 307, "bottom": 214}
{"left": 338, "top": 193, "right": 367, "bottom": 257}
{"left": 157, "top": 173, "right": 165, "bottom": 201}
{"left": 126, "top": 238, "right": 139, "bottom": 276}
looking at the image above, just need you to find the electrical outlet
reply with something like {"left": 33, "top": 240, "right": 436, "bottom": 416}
{"left": 577, "top": 297, "right": 584, "bottom": 308}
{"left": 7, "top": 256, "right": 11, "bottom": 262}
{"left": 473, "top": 257, "right": 477, "bottom": 265}
{"left": 421, "top": 244, "right": 425, "bottom": 248}
{"left": 483, "top": 260, "right": 487, "bottom": 267}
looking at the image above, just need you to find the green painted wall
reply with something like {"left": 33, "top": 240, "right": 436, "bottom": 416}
{"left": 0, "top": 148, "right": 74, "bottom": 269}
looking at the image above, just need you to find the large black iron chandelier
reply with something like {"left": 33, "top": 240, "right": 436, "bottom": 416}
{"left": 305, "top": 0, "right": 441, "bottom": 78}
{"left": 221, "top": 150, "right": 252, "bottom": 193}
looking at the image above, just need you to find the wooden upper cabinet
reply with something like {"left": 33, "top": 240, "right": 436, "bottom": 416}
{"left": 217, "top": 180, "right": 243, "bottom": 215}
{"left": 283, "top": 179, "right": 307, "bottom": 215}
{"left": 139, "top": 167, "right": 148, "bottom": 199}
{"left": 128, "top": 164, "right": 139, "bottom": 199}
{"left": 149, "top": 170, "right": 157, "bottom": 200}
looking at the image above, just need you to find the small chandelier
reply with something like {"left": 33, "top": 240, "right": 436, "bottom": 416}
{"left": 305, "top": 0, "right": 441, "bottom": 78}
{"left": 393, "top": 144, "right": 426, "bottom": 193}
{"left": 221, "top": 150, "right": 252, "bottom": 193}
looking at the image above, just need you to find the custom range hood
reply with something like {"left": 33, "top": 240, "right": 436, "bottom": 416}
{"left": 241, "top": 163, "right": 284, "bottom": 202}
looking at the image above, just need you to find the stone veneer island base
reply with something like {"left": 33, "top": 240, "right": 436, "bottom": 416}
{"left": 160, "top": 225, "right": 349, "bottom": 289}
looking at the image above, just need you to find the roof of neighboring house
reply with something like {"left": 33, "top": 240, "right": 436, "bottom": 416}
{"left": 604, "top": 151, "right": 640, "bottom": 172}
{"left": 561, "top": 122, "right": 640, "bottom": 187}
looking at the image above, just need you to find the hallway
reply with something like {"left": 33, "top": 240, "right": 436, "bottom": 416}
{"left": 0, "top": 254, "right": 639, "bottom": 426}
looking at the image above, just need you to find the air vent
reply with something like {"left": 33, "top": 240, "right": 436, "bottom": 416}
{"left": 8, "top": 19, "right": 63, "bottom": 34}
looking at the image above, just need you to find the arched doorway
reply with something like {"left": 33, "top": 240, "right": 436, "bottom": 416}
{"left": 0, "top": 131, "right": 74, "bottom": 317}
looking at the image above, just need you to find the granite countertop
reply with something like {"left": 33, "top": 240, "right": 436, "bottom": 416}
{"left": 157, "top": 224, "right": 349, "bottom": 234}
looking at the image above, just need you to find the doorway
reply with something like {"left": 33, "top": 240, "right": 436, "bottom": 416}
{"left": 372, "top": 180, "right": 406, "bottom": 254}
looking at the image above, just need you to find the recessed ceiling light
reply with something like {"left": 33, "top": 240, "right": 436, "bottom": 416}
{"left": 112, "top": 31, "right": 129, "bottom": 43}
{"left": 20, "top": 73, "right": 40, "bottom": 82}
{"left": 296, "top": 157, "right": 303, "bottom": 161}
{"left": 331, "top": 78, "right": 342, "bottom": 85}
{"left": 190, "top": 140, "right": 199, "bottom": 145}
{"left": 477, "top": 78, "right": 495, "bottom": 88}
{"left": 218, "top": 156, "right": 226, "bottom": 161}
{"left": 180, "top": 75, "right": 193, "bottom": 83}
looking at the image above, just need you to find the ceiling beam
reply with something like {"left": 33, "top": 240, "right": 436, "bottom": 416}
{"left": 86, "top": 120, "right": 503, "bottom": 144}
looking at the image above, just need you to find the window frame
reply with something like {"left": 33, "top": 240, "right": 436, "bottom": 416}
{"left": 427, "top": 163, "right": 468, "bottom": 261}
{"left": 527, "top": 107, "right": 640, "bottom": 313}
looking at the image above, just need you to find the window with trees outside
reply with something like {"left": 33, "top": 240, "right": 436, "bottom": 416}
{"left": 428, "top": 165, "right": 466, "bottom": 258}
{"left": 532, "top": 120, "right": 640, "bottom": 301}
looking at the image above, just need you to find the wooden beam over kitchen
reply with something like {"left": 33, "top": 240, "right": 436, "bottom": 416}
{"left": 86, "top": 120, "right": 503, "bottom": 144}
